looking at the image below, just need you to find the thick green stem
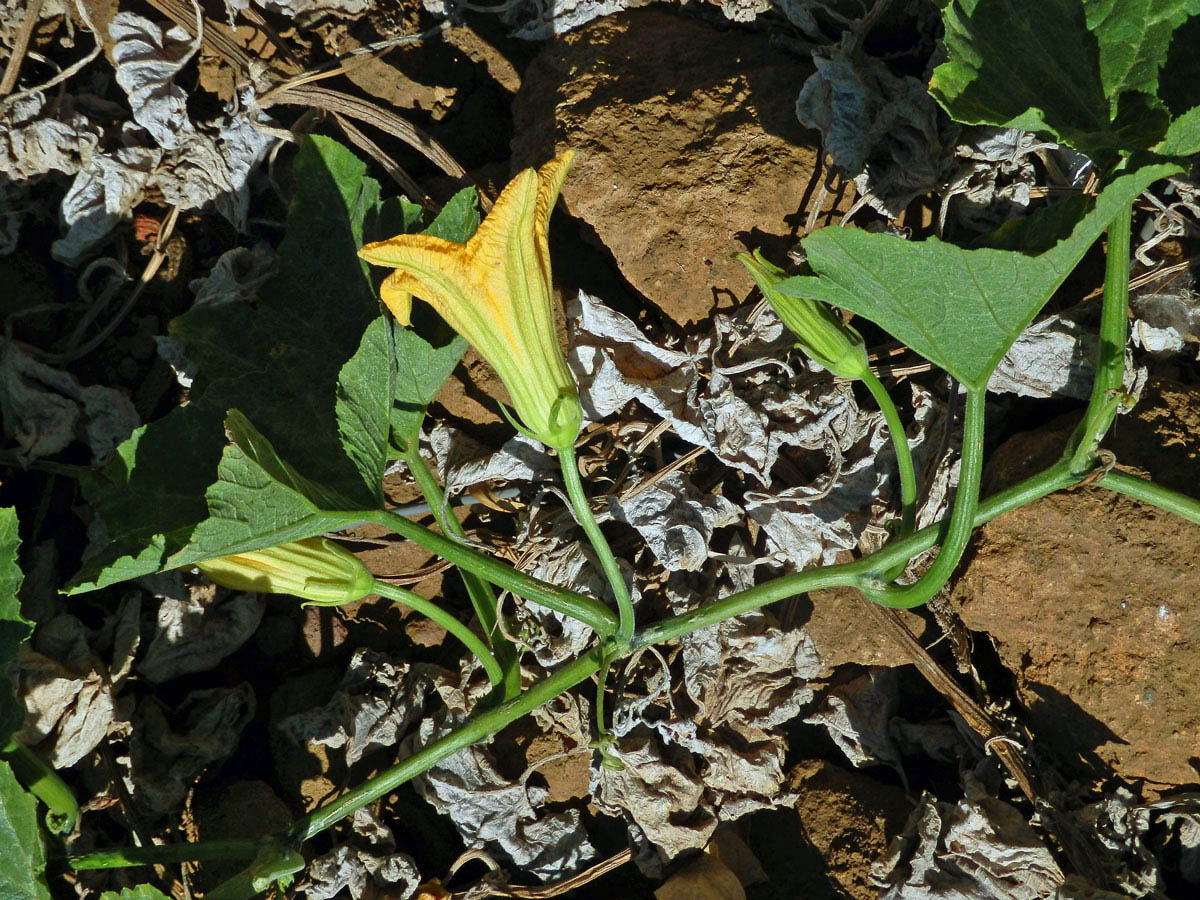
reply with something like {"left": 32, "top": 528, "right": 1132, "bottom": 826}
{"left": 1098, "top": 470, "right": 1200, "bottom": 526}
{"left": 1067, "top": 204, "right": 1133, "bottom": 472}
{"left": 860, "top": 386, "right": 986, "bottom": 609}
{"left": 401, "top": 445, "right": 519, "bottom": 696}
{"left": 638, "top": 433, "right": 1075, "bottom": 646}
{"left": 1, "top": 739, "right": 78, "bottom": 834}
{"left": 862, "top": 368, "right": 917, "bottom": 540}
{"left": 286, "top": 647, "right": 606, "bottom": 842}
{"left": 137, "top": 450, "right": 1117, "bottom": 894}
{"left": 369, "top": 509, "right": 617, "bottom": 638}
{"left": 66, "top": 840, "right": 261, "bottom": 870}
{"left": 373, "top": 580, "right": 504, "bottom": 686}
{"left": 558, "top": 446, "right": 635, "bottom": 647}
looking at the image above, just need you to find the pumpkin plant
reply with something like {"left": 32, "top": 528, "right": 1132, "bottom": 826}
{"left": 2, "top": 1, "right": 1198, "bottom": 896}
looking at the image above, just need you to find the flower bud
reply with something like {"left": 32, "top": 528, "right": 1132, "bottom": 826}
{"left": 198, "top": 537, "right": 375, "bottom": 606}
{"left": 738, "top": 249, "right": 870, "bottom": 380}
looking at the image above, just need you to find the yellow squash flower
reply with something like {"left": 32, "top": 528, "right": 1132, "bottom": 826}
{"left": 359, "top": 152, "right": 584, "bottom": 451}
{"left": 198, "top": 537, "right": 375, "bottom": 606}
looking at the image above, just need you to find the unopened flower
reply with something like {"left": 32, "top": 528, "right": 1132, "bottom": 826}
{"left": 360, "top": 152, "right": 583, "bottom": 451}
{"left": 198, "top": 537, "right": 374, "bottom": 606}
{"left": 738, "top": 249, "right": 869, "bottom": 380}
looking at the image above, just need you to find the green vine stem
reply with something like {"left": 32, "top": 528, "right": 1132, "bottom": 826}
{"left": 286, "top": 646, "right": 608, "bottom": 843}
{"left": 66, "top": 840, "right": 262, "bottom": 870}
{"left": 558, "top": 445, "right": 636, "bottom": 648}
{"left": 1098, "top": 469, "right": 1200, "bottom": 525}
{"left": 400, "top": 444, "right": 519, "bottom": 696}
{"left": 69, "top": 458, "right": 1200, "bottom": 884}
{"left": 639, "top": 432, "right": 1077, "bottom": 645}
{"left": 66, "top": 455, "right": 1083, "bottom": 877}
{"left": 369, "top": 509, "right": 618, "bottom": 637}
{"left": 861, "top": 368, "right": 918, "bottom": 541}
{"left": 1, "top": 739, "right": 78, "bottom": 834}
{"left": 1067, "top": 203, "right": 1134, "bottom": 471}
{"left": 859, "top": 386, "right": 986, "bottom": 609}
{"left": 372, "top": 580, "right": 504, "bottom": 686}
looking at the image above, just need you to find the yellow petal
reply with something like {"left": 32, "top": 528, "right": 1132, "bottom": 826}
{"left": 379, "top": 271, "right": 414, "bottom": 325}
{"left": 534, "top": 150, "right": 575, "bottom": 243}
{"left": 359, "top": 232, "right": 464, "bottom": 268}
{"left": 360, "top": 234, "right": 511, "bottom": 345}
{"left": 470, "top": 167, "right": 539, "bottom": 255}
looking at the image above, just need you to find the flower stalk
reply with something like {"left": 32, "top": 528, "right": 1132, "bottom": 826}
{"left": 740, "top": 248, "right": 918, "bottom": 561}
{"left": 558, "top": 445, "right": 635, "bottom": 648}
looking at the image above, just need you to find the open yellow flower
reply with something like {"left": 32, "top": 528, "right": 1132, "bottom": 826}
{"left": 359, "top": 151, "right": 583, "bottom": 451}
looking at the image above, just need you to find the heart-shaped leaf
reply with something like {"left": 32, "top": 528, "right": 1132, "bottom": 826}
{"left": 777, "top": 163, "right": 1180, "bottom": 389}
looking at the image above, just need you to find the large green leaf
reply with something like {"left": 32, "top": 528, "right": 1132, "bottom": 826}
{"left": 778, "top": 163, "right": 1180, "bottom": 390}
{"left": 0, "top": 508, "right": 31, "bottom": 744}
{"left": 72, "top": 136, "right": 386, "bottom": 591}
{"left": 71, "top": 141, "right": 474, "bottom": 593}
{"left": 0, "top": 759, "right": 48, "bottom": 900}
{"left": 931, "top": 0, "right": 1200, "bottom": 155}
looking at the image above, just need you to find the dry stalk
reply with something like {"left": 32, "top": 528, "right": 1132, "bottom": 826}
{"left": 0, "top": 0, "right": 46, "bottom": 96}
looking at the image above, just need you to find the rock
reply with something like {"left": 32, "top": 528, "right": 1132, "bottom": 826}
{"left": 950, "top": 378, "right": 1200, "bottom": 790}
{"left": 512, "top": 9, "right": 838, "bottom": 328}
{"left": 799, "top": 584, "right": 929, "bottom": 678}
{"left": 791, "top": 761, "right": 911, "bottom": 900}
{"left": 747, "top": 760, "right": 911, "bottom": 900}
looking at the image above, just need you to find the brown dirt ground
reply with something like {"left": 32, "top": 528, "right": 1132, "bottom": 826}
{"left": 951, "top": 377, "right": 1200, "bottom": 791}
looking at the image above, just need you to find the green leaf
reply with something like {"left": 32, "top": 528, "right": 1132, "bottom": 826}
{"left": 167, "top": 412, "right": 363, "bottom": 570}
{"left": 423, "top": 187, "right": 482, "bottom": 242}
{"left": 0, "top": 759, "right": 49, "bottom": 900}
{"left": 1153, "top": 15, "right": 1200, "bottom": 155}
{"left": 931, "top": 0, "right": 1200, "bottom": 155}
{"left": 390, "top": 315, "right": 467, "bottom": 454}
{"left": 173, "top": 136, "right": 385, "bottom": 503}
{"left": 336, "top": 317, "right": 394, "bottom": 493}
{"left": 0, "top": 508, "right": 31, "bottom": 744}
{"left": 72, "top": 137, "right": 396, "bottom": 592}
{"left": 72, "top": 146, "right": 481, "bottom": 594}
{"left": 1156, "top": 105, "right": 1200, "bottom": 156}
{"left": 99, "top": 887, "right": 171, "bottom": 900}
{"left": 778, "top": 162, "right": 1180, "bottom": 390}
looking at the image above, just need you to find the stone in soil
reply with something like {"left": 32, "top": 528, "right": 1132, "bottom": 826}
{"left": 950, "top": 377, "right": 1200, "bottom": 790}
{"left": 747, "top": 759, "right": 911, "bottom": 900}
{"left": 512, "top": 8, "right": 841, "bottom": 328}
{"left": 798, "top": 582, "right": 929, "bottom": 678}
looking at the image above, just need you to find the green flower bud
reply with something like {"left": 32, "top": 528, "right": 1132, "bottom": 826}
{"left": 198, "top": 537, "right": 375, "bottom": 606}
{"left": 737, "top": 249, "right": 870, "bottom": 380}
